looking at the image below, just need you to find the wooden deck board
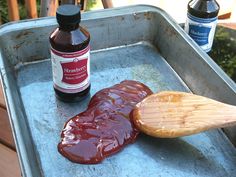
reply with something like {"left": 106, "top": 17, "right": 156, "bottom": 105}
{"left": 0, "top": 106, "right": 15, "bottom": 149}
{"left": 0, "top": 83, "right": 6, "bottom": 108}
{"left": 0, "top": 143, "right": 21, "bottom": 177}
{"left": 0, "top": 84, "right": 21, "bottom": 177}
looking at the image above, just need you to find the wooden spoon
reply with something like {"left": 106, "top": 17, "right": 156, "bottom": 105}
{"left": 131, "top": 91, "right": 236, "bottom": 138}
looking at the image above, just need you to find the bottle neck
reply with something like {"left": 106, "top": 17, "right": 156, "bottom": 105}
{"left": 59, "top": 23, "right": 80, "bottom": 31}
{"left": 188, "top": 0, "right": 220, "bottom": 18}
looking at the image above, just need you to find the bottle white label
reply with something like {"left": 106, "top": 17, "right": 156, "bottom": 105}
{"left": 50, "top": 46, "right": 90, "bottom": 93}
{"left": 184, "top": 13, "right": 218, "bottom": 52}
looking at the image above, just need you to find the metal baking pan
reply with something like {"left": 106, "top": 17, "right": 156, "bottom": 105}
{"left": 0, "top": 5, "right": 235, "bottom": 177}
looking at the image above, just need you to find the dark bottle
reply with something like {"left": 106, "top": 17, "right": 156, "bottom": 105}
{"left": 49, "top": 5, "right": 90, "bottom": 102}
{"left": 184, "top": 0, "right": 220, "bottom": 52}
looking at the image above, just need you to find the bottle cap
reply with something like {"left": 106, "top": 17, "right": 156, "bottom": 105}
{"left": 56, "top": 5, "right": 81, "bottom": 25}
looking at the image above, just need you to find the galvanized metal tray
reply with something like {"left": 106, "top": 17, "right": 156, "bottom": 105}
{"left": 0, "top": 5, "right": 236, "bottom": 177}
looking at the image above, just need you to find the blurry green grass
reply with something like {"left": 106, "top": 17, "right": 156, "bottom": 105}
{"left": 0, "top": 0, "right": 9, "bottom": 23}
{"left": 0, "top": 0, "right": 98, "bottom": 23}
{"left": 0, "top": 0, "right": 40, "bottom": 23}
{"left": 86, "top": 0, "right": 99, "bottom": 10}
{"left": 209, "top": 26, "right": 236, "bottom": 82}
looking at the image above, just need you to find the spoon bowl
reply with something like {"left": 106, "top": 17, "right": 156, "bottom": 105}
{"left": 131, "top": 91, "right": 236, "bottom": 138}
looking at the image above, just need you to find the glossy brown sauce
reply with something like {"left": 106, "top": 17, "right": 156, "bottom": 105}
{"left": 58, "top": 80, "right": 153, "bottom": 164}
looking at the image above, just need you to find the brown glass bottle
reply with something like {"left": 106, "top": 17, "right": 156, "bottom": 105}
{"left": 49, "top": 5, "right": 90, "bottom": 102}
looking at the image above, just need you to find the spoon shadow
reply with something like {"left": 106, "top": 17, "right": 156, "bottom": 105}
{"left": 135, "top": 133, "right": 230, "bottom": 177}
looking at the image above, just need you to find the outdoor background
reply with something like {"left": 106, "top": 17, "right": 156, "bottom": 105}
{"left": 0, "top": 0, "right": 235, "bottom": 82}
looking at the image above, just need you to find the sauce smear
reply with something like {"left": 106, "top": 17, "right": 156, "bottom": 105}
{"left": 58, "top": 80, "right": 153, "bottom": 164}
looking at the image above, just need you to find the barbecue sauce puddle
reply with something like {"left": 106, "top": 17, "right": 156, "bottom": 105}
{"left": 58, "top": 80, "right": 153, "bottom": 164}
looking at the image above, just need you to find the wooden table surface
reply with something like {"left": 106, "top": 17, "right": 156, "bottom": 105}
{"left": 0, "top": 84, "right": 21, "bottom": 177}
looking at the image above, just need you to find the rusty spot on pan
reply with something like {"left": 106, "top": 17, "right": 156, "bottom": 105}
{"left": 15, "top": 31, "right": 33, "bottom": 39}
{"left": 165, "top": 27, "right": 178, "bottom": 37}
{"left": 28, "top": 55, "right": 44, "bottom": 61}
{"left": 13, "top": 41, "right": 25, "bottom": 49}
{"left": 144, "top": 12, "right": 152, "bottom": 20}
